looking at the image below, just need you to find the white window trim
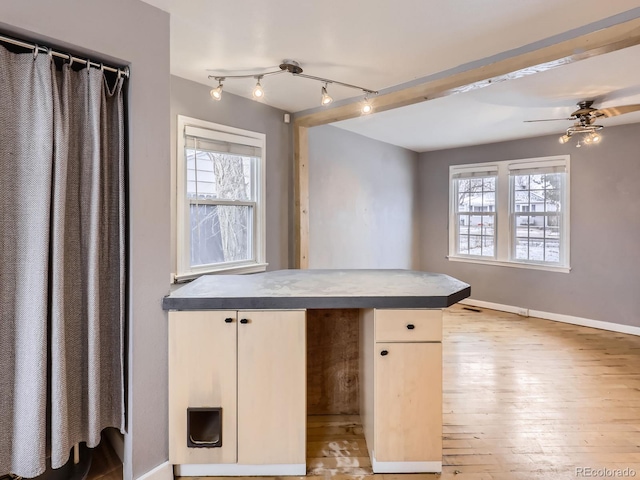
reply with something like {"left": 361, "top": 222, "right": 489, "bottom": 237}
{"left": 448, "top": 155, "right": 570, "bottom": 273}
{"left": 176, "top": 115, "right": 267, "bottom": 280}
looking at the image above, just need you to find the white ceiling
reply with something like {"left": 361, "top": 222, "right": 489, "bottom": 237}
{"left": 142, "top": 0, "right": 640, "bottom": 151}
{"left": 335, "top": 44, "right": 640, "bottom": 152}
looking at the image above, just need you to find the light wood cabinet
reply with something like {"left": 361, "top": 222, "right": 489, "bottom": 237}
{"left": 375, "top": 308, "right": 442, "bottom": 342}
{"left": 360, "top": 308, "right": 443, "bottom": 473}
{"left": 237, "top": 310, "right": 307, "bottom": 465}
{"left": 169, "top": 310, "right": 238, "bottom": 465}
{"left": 168, "top": 309, "right": 306, "bottom": 474}
{"left": 375, "top": 342, "right": 442, "bottom": 462}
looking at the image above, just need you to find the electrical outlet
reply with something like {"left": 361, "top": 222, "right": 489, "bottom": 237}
{"left": 517, "top": 308, "right": 529, "bottom": 317}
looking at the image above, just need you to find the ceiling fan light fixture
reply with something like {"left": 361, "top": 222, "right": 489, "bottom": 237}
{"left": 321, "top": 84, "right": 333, "bottom": 106}
{"left": 526, "top": 100, "right": 640, "bottom": 146}
{"left": 252, "top": 77, "right": 264, "bottom": 99}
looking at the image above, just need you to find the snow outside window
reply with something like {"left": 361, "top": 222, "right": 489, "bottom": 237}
{"left": 449, "top": 156, "right": 570, "bottom": 272}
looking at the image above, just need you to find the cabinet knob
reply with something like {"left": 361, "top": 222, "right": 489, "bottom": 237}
{"left": 380, "top": 350, "right": 389, "bottom": 356}
{"left": 240, "top": 318, "right": 249, "bottom": 324}
{"left": 224, "top": 318, "right": 233, "bottom": 323}
{"left": 407, "top": 324, "right": 415, "bottom": 330}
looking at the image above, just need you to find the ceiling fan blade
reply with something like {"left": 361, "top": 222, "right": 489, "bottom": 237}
{"left": 593, "top": 104, "right": 640, "bottom": 118}
{"left": 523, "top": 118, "right": 574, "bottom": 123}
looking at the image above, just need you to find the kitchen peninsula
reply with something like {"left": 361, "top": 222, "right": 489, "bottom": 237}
{"left": 163, "top": 269, "right": 470, "bottom": 477}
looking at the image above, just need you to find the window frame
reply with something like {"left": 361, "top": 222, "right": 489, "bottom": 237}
{"left": 451, "top": 168, "right": 498, "bottom": 260}
{"left": 448, "top": 155, "right": 570, "bottom": 273}
{"left": 176, "top": 115, "right": 267, "bottom": 280}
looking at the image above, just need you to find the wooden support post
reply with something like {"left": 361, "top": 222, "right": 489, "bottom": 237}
{"left": 294, "top": 124, "right": 309, "bottom": 269}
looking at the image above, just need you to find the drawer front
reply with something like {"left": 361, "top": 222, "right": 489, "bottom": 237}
{"left": 375, "top": 309, "right": 442, "bottom": 342}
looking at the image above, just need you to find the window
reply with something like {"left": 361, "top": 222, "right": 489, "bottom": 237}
{"left": 449, "top": 156, "right": 570, "bottom": 272}
{"left": 452, "top": 169, "right": 497, "bottom": 258}
{"left": 176, "top": 116, "right": 266, "bottom": 280}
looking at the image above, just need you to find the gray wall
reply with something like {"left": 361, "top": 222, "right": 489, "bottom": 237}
{"left": 419, "top": 122, "right": 640, "bottom": 328}
{"left": 170, "top": 75, "right": 292, "bottom": 272}
{"left": 308, "top": 125, "right": 420, "bottom": 269}
{"left": 0, "top": 2, "right": 170, "bottom": 479}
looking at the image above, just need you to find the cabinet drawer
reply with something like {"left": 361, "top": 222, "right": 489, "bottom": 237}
{"left": 375, "top": 309, "right": 442, "bottom": 342}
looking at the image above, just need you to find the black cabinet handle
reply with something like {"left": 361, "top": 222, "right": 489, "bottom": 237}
{"left": 380, "top": 350, "right": 389, "bottom": 356}
{"left": 407, "top": 324, "right": 415, "bottom": 330}
{"left": 240, "top": 318, "right": 249, "bottom": 324}
{"left": 224, "top": 318, "right": 233, "bottom": 323}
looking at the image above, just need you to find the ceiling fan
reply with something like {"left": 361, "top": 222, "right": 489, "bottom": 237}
{"left": 525, "top": 100, "right": 640, "bottom": 146}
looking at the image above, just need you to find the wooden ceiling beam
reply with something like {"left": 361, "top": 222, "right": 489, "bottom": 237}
{"left": 294, "top": 16, "right": 640, "bottom": 129}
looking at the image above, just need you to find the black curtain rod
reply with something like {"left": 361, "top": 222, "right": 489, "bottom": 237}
{"left": 0, "top": 32, "right": 130, "bottom": 78}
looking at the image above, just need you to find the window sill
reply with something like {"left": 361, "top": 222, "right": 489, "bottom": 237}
{"left": 174, "top": 262, "right": 269, "bottom": 283}
{"left": 447, "top": 255, "right": 570, "bottom": 273}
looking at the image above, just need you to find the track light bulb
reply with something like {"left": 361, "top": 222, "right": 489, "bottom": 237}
{"left": 321, "top": 85, "right": 333, "bottom": 106}
{"left": 362, "top": 98, "right": 372, "bottom": 114}
{"left": 252, "top": 78, "right": 264, "bottom": 99}
{"left": 591, "top": 132, "right": 601, "bottom": 143}
{"left": 210, "top": 82, "right": 223, "bottom": 101}
{"left": 559, "top": 134, "right": 571, "bottom": 144}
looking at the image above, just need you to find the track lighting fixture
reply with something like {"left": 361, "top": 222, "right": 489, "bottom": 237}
{"left": 210, "top": 80, "right": 223, "bottom": 101}
{"left": 361, "top": 96, "right": 373, "bottom": 114}
{"left": 252, "top": 77, "right": 264, "bottom": 99}
{"left": 208, "top": 59, "right": 377, "bottom": 111}
{"left": 321, "top": 84, "right": 333, "bottom": 106}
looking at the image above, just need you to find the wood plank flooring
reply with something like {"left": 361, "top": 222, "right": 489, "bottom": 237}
{"left": 97, "top": 304, "right": 640, "bottom": 479}
{"left": 441, "top": 304, "right": 640, "bottom": 479}
{"left": 86, "top": 435, "right": 123, "bottom": 480}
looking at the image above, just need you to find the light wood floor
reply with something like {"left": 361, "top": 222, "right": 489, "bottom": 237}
{"left": 86, "top": 435, "right": 123, "bottom": 480}
{"left": 440, "top": 304, "right": 640, "bottom": 479}
{"left": 96, "top": 305, "right": 640, "bottom": 479}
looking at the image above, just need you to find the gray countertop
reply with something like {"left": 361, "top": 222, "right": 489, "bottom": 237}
{"left": 162, "top": 269, "right": 470, "bottom": 310}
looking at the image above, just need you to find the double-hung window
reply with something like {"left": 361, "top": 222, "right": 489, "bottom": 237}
{"left": 449, "top": 155, "right": 570, "bottom": 272}
{"left": 452, "top": 167, "right": 498, "bottom": 258}
{"left": 176, "top": 116, "right": 266, "bottom": 280}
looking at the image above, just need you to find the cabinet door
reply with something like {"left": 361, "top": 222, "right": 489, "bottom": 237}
{"left": 374, "top": 342, "right": 442, "bottom": 462}
{"left": 169, "top": 311, "right": 237, "bottom": 464}
{"left": 237, "top": 310, "right": 306, "bottom": 465}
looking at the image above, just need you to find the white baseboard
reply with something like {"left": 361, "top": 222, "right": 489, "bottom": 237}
{"left": 174, "top": 463, "right": 306, "bottom": 477}
{"left": 136, "top": 461, "right": 173, "bottom": 480}
{"left": 104, "top": 428, "right": 125, "bottom": 463}
{"left": 458, "top": 298, "right": 640, "bottom": 336}
{"left": 371, "top": 452, "right": 441, "bottom": 473}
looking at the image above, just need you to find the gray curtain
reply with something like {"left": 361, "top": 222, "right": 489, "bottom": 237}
{"left": 0, "top": 45, "right": 125, "bottom": 478}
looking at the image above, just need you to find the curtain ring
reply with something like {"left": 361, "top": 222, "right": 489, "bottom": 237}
{"left": 33, "top": 44, "right": 39, "bottom": 61}
{"left": 68, "top": 54, "right": 74, "bottom": 67}
{"left": 100, "top": 63, "right": 104, "bottom": 72}
{"left": 117, "top": 69, "right": 122, "bottom": 81}
{"left": 47, "top": 48, "right": 53, "bottom": 62}
{"left": 87, "top": 58, "right": 91, "bottom": 74}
